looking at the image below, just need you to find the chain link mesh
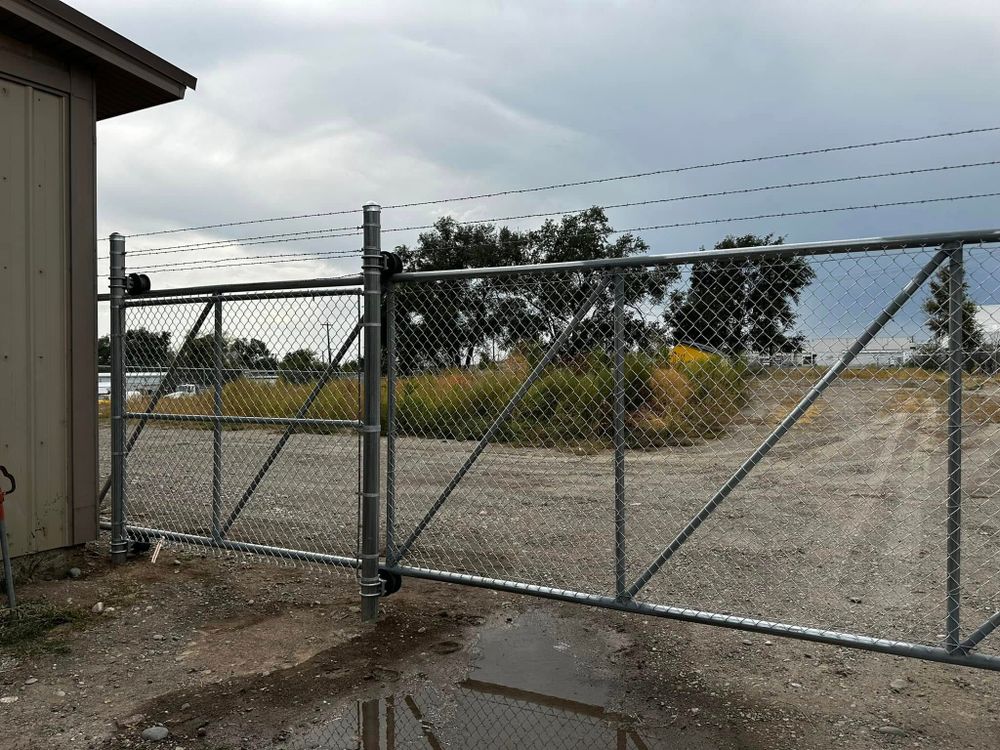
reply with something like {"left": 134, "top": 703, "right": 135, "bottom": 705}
{"left": 101, "top": 239, "right": 1000, "bottom": 662}
{"left": 104, "top": 289, "right": 364, "bottom": 570}
{"left": 386, "top": 243, "right": 1000, "bottom": 656}
{"left": 286, "top": 684, "right": 650, "bottom": 749}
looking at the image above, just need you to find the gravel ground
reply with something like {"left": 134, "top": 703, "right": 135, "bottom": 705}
{"left": 67, "top": 373, "right": 1000, "bottom": 747}
{"left": 0, "top": 547, "right": 997, "bottom": 749}
{"left": 104, "top": 376, "right": 1000, "bottom": 653}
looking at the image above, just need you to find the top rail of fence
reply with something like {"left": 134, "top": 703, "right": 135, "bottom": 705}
{"left": 390, "top": 227, "right": 1000, "bottom": 283}
{"left": 97, "top": 273, "right": 364, "bottom": 302}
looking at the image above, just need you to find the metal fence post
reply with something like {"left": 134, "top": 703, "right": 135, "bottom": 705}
{"left": 212, "top": 296, "right": 224, "bottom": 542}
{"left": 109, "top": 232, "right": 128, "bottom": 564}
{"left": 384, "top": 279, "right": 398, "bottom": 565}
{"left": 360, "top": 203, "right": 383, "bottom": 621}
{"left": 946, "top": 242, "right": 965, "bottom": 651}
{"left": 612, "top": 272, "right": 627, "bottom": 598}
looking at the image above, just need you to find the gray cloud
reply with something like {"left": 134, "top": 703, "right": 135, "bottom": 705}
{"left": 79, "top": 0, "right": 1000, "bottom": 326}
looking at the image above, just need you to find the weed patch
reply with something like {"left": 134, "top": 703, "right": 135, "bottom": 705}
{"left": 0, "top": 601, "right": 86, "bottom": 655}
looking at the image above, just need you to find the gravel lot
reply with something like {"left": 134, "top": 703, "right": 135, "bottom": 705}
{"left": 6, "top": 373, "right": 990, "bottom": 748}
{"left": 104, "top": 375, "right": 1000, "bottom": 654}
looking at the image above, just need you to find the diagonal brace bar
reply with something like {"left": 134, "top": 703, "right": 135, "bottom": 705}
{"left": 391, "top": 277, "right": 613, "bottom": 564}
{"left": 624, "top": 246, "right": 951, "bottom": 600}
{"left": 220, "top": 319, "right": 363, "bottom": 536}
{"left": 960, "top": 611, "right": 1000, "bottom": 653}
{"left": 99, "top": 299, "right": 215, "bottom": 504}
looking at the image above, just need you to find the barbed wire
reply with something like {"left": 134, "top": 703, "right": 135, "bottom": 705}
{"left": 125, "top": 225, "right": 361, "bottom": 258}
{"left": 138, "top": 247, "right": 362, "bottom": 271}
{"left": 97, "top": 125, "right": 1000, "bottom": 241}
{"left": 100, "top": 159, "right": 1000, "bottom": 262}
{"left": 444, "top": 160, "right": 1000, "bottom": 231}
{"left": 96, "top": 230, "right": 363, "bottom": 263}
{"left": 143, "top": 250, "right": 364, "bottom": 274}
{"left": 125, "top": 190, "right": 1000, "bottom": 275}
{"left": 612, "top": 191, "right": 1000, "bottom": 234}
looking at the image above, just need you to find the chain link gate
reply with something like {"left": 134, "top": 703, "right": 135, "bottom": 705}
{"left": 105, "top": 216, "right": 1000, "bottom": 671}
{"left": 380, "top": 228, "right": 1000, "bottom": 671}
{"left": 102, "top": 215, "right": 379, "bottom": 581}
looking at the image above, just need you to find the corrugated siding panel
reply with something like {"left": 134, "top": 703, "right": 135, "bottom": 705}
{"left": 0, "top": 76, "right": 70, "bottom": 556}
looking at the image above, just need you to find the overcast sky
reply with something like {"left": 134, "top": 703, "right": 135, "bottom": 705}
{"left": 76, "top": 0, "right": 1000, "bottom": 343}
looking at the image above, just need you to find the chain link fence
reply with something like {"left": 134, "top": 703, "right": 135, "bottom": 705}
{"left": 102, "top": 218, "right": 1000, "bottom": 670}
{"left": 287, "top": 683, "right": 650, "bottom": 749}
{"left": 103, "top": 284, "right": 365, "bottom": 571}
{"left": 383, "top": 234, "right": 1000, "bottom": 670}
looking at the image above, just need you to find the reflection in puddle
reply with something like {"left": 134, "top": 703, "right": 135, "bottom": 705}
{"left": 292, "top": 680, "right": 650, "bottom": 749}
{"left": 287, "top": 612, "right": 651, "bottom": 748}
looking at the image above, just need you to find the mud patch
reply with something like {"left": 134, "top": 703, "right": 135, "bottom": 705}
{"left": 280, "top": 610, "right": 722, "bottom": 749}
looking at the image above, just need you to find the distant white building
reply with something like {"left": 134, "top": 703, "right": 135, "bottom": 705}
{"left": 97, "top": 370, "right": 167, "bottom": 398}
{"left": 807, "top": 336, "right": 921, "bottom": 367}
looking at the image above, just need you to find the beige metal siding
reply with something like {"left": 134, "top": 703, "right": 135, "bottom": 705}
{"left": 0, "top": 75, "right": 71, "bottom": 556}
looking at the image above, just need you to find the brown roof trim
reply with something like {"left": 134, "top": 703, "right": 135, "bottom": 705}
{"left": 0, "top": 0, "right": 196, "bottom": 118}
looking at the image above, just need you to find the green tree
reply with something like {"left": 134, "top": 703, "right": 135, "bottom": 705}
{"left": 924, "top": 265, "right": 985, "bottom": 352}
{"left": 97, "top": 335, "right": 111, "bottom": 367}
{"left": 173, "top": 335, "right": 216, "bottom": 387}
{"left": 229, "top": 338, "right": 278, "bottom": 371}
{"left": 393, "top": 218, "right": 525, "bottom": 371}
{"left": 392, "top": 208, "right": 678, "bottom": 372}
{"left": 279, "top": 349, "right": 323, "bottom": 384}
{"left": 666, "top": 234, "right": 815, "bottom": 356}
{"left": 123, "top": 328, "right": 172, "bottom": 368}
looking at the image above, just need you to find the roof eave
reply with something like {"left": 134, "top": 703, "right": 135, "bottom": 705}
{"left": 0, "top": 0, "right": 196, "bottom": 118}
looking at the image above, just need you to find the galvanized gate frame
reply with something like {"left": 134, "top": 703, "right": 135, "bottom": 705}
{"left": 106, "top": 217, "right": 1000, "bottom": 671}
{"left": 379, "top": 228, "right": 1000, "bottom": 672}
{"left": 104, "top": 223, "right": 374, "bottom": 572}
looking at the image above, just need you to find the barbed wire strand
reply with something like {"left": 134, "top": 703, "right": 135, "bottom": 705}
{"left": 145, "top": 250, "right": 365, "bottom": 274}
{"left": 127, "top": 225, "right": 361, "bottom": 257}
{"left": 98, "top": 125, "right": 1000, "bottom": 241}
{"left": 139, "top": 247, "right": 362, "bottom": 271}
{"left": 438, "top": 160, "right": 1000, "bottom": 232}
{"left": 133, "top": 190, "right": 1000, "bottom": 274}
{"left": 614, "top": 191, "right": 1000, "bottom": 234}
{"left": 96, "top": 230, "right": 363, "bottom": 263}
{"left": 97, "top": 158, "right": 1000, "bottom": 262}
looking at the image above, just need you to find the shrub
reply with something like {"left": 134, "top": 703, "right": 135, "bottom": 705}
{"left": 118, "top": 348, "right": 750, "bottom": 449}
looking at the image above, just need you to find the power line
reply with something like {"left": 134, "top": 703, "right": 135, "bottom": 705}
{"left": 128, "top": 189, "right": 1000, "bottom": 275}
{"left": 99, "top": 125, "right": 1000, "bottom": 241}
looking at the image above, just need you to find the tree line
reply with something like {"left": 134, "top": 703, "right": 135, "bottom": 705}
{"left": 97, "top": 331, "right": 331, "bottom": 387}
{"left": 98, "top": 207, "right": 996, "bottom": 384}
{"left": 391, "top": 208, "right": 815, "bottom": 373}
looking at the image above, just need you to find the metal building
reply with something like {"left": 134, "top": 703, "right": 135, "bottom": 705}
{"left": 0, "top": 0, "right": 195, "bottom": 557}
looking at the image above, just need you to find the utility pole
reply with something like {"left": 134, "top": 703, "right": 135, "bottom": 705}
{"left": 321, "top": 322, "right": 335, "bottom": 364}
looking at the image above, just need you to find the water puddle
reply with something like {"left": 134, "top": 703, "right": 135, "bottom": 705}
{"left": 286, "top": 612, "right": 653, "bottom": 748}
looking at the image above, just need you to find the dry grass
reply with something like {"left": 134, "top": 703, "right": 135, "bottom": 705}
{"left": 966, "top": 393, "right": 1000, "bottom": 424}
{"left": 111, "top": 354, "right": 750, "bottom": 449}
{"left": 0, "top": 601, "right": 86, "bottom": 655}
